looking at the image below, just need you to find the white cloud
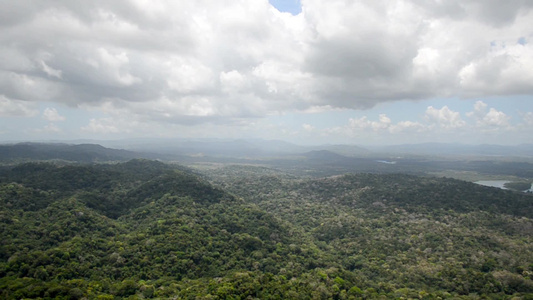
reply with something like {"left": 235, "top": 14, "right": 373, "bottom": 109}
{"left": 81, "top": 118, "right": 122, "bottom": 134}
{"left": 523, "top": 112, "right": 533, "bottom": 126}
{"left": 348, "top": 116, "right": 372, "bottom": 130}
{"left": 482, "top": 108, "right": 510, "bottom": 127}
{"left": 166, "top": 57, "right": 214, "bottom": 93}
{"left": 389, "top": 120, "right": 426, "bottom": 134}
{"left": 466, "top": 100, "right": 488, "bottom": 120}
{"left": 347, "top": 113, "right": 425, "bottom": 134}
{"left": 41, "top": 60, "right": 62, "bottom": 79}
{"left": 459, "top": 41, "right": 533, "bottom": 96}
{"left": 425, "top": 106, "right": 466, "bottom": 129}
{"left": 348, "top": 114, "right": 390, "bottom": 131}
{"left": 0, "top": 0, "right": 532, "bottom": 139}
{"left": 302, "top": 123, "right": 314, "bottom": 131}
{"left": 308, "top": 113, "right": 428, "bottom": 144}
{"left": 42, "top": 107, "right": 66, "bottom": 121}
{"left": 466, "top": 100, "right": 511, "bottom": 128}
{"left": 299, "top": 105, "right": 343, "bottom": 114}
{"left": 220, "top": 70, "right": 248, "bottom": 93}
{"left": 0, "top": 95, "right": 38, "bottom": 117}
{"left": 95, "top": 48, "right": 141, "bottom": 86}
{"left": 295, "top": 101, "right": 523, "bottom": 145}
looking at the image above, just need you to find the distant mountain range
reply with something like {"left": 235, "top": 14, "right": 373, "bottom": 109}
{"left": 0, "top": 140, "right": 531, "bottom": 165}
{"left": 99, "top": 139, "right": 533, "bottom": 158}
{"left": 369, "top": 143, "right": 533, "bottom": 157}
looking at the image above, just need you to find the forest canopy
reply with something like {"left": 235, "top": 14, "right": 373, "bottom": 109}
{"left": 1, "top": 160, "right": 532, "bottom": 299}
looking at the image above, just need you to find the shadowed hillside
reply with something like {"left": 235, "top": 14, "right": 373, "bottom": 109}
{"left": 0, "top": 143, "right": 152, "bottom": 163}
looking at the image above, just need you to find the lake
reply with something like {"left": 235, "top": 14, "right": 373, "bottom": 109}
{"left": 474, "top": 180, "right": 509, "bottom": 189}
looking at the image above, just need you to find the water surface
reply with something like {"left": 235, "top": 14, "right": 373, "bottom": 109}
{"left": 474, "top": 180, "right": 509, "bottom": 189}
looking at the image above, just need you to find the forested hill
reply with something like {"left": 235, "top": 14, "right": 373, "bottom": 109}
{"left": 218, "top": 172, "right": 533, "bottom": 217}
{"left": 1, "top": 160, "right": 532, "bottom": 299}
{"left": 0, "top": 143, "right": 151, "bottom": 163}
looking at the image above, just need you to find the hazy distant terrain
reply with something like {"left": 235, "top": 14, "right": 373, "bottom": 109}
{"left": 2, "top": 140, "right": 532, "bottom": 181}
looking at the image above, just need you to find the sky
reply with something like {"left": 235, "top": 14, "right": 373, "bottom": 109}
{"left": 0, "top": 0, "right": 532, "bottom": 146}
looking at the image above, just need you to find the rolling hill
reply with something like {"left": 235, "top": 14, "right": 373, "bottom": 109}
{"left": 1, "top": 159, "right": 532, "bottom": 298}
{"left": 0, "top": 143, "right": 153, "bottom": 163}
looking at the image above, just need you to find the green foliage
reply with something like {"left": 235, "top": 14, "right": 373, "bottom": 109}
{"left": 0, "top": 142, "right": 143, "bottom": 163}
{"left": 504, "top": 181, "right": 532, "bottom": 192}
{"left": 1, "top": 160, "right": 532, "bottom": 299}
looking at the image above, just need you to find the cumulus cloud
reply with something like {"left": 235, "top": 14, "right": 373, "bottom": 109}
{"left": 81, "top": 118, "right": 122, "bottom": 134}
{"left": 347, "top": 114, "right": 425, "bottom": 134}
{"left": 0, "top": 0, "right": 532, "bottom": 129}
{"left": 523, "top": 112, "right": 533, "bottom": 126}
{"left": 309, "top": 113, "right": 427, "bottom": 144}
{"left": 482, "top": 108, "right": 511, "bottom": 127}
{"left": 466, "top": 100, "right": 511, "bottom": 128}
{"left": 389, "top": 120, "right": 426, "bottom": 134}
{"left": 348, "top": 116, "right": 388, "bottom": 131}
{"left": 425, "top": 106, "right": 466, "bottom": 129}
{"left": 466, "top": 100, "right": 488, "bottom": 120}
{"left": 42, "top": 107, "right": 66, "bottom": 121}
{"left": 459, "top": 41, "right": 533, "bottom": 96}
{"left": 300, "top": 101, "right": 516, "bottom": 144}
